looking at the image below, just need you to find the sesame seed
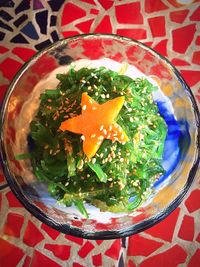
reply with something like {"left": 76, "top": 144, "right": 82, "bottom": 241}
{"left": 106, "top": 93, "right": 110, "bottom": 98}
{"left": 92, "top": 106, "right": 97, "bottom": 110}
{"left": 108, "top": 178, "right": 113, "bottom": 181}
{"left": 82, "top": 105, "right": 87, "bottom": 110}
{"left": 91, "top": 134, "right": 96, "bottom": 138}
{"left": 49, "top": 149, "right": 53, "bottom": 155}
{"left": 100, "top": 153, "right": 104, "bottom": 158}
{"left": 65, "top": 182, "right": 69, "bottom": 186}
{"left": 121, "top": 134, "right": 125, "bottom": 139}
{"left": 129, "top": 117, "right": 134, "bottom": 122}
{"left": 100, "top": 125, "right": 104, "bottom": 131}
{"left": 81, "top": 135, "right": 85, "bottom": 141}
{"left": 128, "top": 108, "right": 132, "bottom": 112}
{"left": 101, "top": 94, "right": 106, "bottom": 99}
{"left": 98, "top": 135, "right": 104, "bottom": 141}
{"left": 120, "top": 158, "right": 124, "bottom": 162}
{"left": 88, "top": 86, "right": 92, "bottom": 90}
{"left": 91, "top": 158, "right": 96, "bottom": 164}
{"left": 103, "top": 129, "right": 107, "bottom": 135}
{"left": 94, "top": 84, "right": 97, "bottom": 89}
{"left": 95, "top": 91, "right": 98, "bottom": 96}
{"left": 77, "top": 159, "right": 84, "bottom": 169}
{"left": 97, "top": 141, "right": 102, "bottom": 145}
{"left": 44, "top": 145, "right": 49, "bottom": 149}
{"left": 107, "top": 134, "right": 111, "bottom": 139}
{"left": 87, "top": 174, "right": 90, "bottom": 178}
{"left": 89, "top": 99, "right": 93, "bottom": 103}
{"left": 108, "top": 125, "right": 112, "bottom": 131}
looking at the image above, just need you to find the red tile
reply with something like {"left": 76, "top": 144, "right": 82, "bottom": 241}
{"left": 145, "top": 0, "right": 168, "bottom": 13}
{"left": 23, "top": 220, "right": 44, "bottom": 247}
{"left": 0, "top": 173, "right": 5, "bottom": 183}
{"left": 80, "top": 0, "right": 96, "bottom": 4}
{"left": 148, "top": 16, "right": 166, "bottom": 37}
{"left": 117, "top": 28, "right": 147, "bottom": 40}
{"left": 195, "top": 36, "right": 200, "bottom": 45}
{"left": 65, "top": 234, "right": 84, "bottom": 245}
{"left": 0, "top": 237, "right": 24, "bottom": 267}
{"left": 140, "top": 244, "right": 187, "bottom": 267}
{"left": 12, "top": 47, "right": 35, "bottom": 62}
{"left": 94, "top": 15, "right": 112, "bottom": 33}
{"left": 98, "top": 0, "right": 114, "bottom": 10}
{"left": 128, "top": 260, "right": 136, "bottom": 267}
{"left": 190, "top": 6, "right": 200, "bottom": 21}
{"left": 31, "top": 250, "right": 61, "bottom": 267}
{"left": 115, "top": 2, "right": 143, "bottom": 24}
{"left": 105, "top": 239, "right": 121, "bottom": 260}
{"left": 144, "top": 208, "right": 180, "bottom": 242}
{"left": 171, "top": 58, "right": 190, "bottom": 66}
{"left": 95, "top": 240, "right": 104, "bottom": 245}
{"left": 90, "top": 8, "right": 99, "bottom": 15}
{"left": 76, "top": 19, "right": 94, "bottom": 33}
{"left": 153, "top": 39, "right": 168, "bottom": 57}
{"left": 188, "top": 249, "right": 200, "bottom": 267}
{"left": 180, "top": 70, "right": 200, "bottom": 86}
{"left": 62, "top": 31, "right": 80, "bottom": 38}
{"left": 0, "top": 58, "right": 22, "bottom": 80}
{"left": 0, "top": 45, "right": 9, "bottom": 54}
{"left": 6, "top": 191, "right": 23, "bottom": 207}
{"left": 41, "top": 223, "right": 60, "bottom": 240}
{"left": 185, "top": 189, "right": 200, "bottom": 212}
{"left": 61, "top": 3, "right": 86, "bottom": 26}
{"left": 172, "top": 24, "right": 196, "bottom": 53}
{"left": 144, "top": 41, "right": 153, "bottom": 47}
{"left": 44, "top": 244, "right": 71, "bottom": 260}
{"left": 196, "top": 233, "right": 200, "bottom": 243}
{"left": 127, "top": 234, "right": 163, "bottom": 256}
{"left": 22, "top": 256, "right": 31, "bottom": 267}
{"left": 78, "top": 241, "right": 95, "bottom": 258}
{"left": 178, "top": 215, "right": 195, "bottom": 241}
{"left": 181, "top": 70, "right": 200, "bottom": 87}
{"left": 4, "top": 213, "right": 24, "bottom": 238}
{"left": 73, "top": 263, "right": 86, "bottom": 267}
{"left": 170, "top": 9, "right": 189, "bottom": 23}
{"left": 192, "top": 51, "right": 200, "bottom": 65}
{"left": 92, "top": 253, "right": 102, "bottom": 266}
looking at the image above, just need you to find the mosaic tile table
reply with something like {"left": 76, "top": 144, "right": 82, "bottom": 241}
{"left": 0, "top": 0, "right": 200, "bottom": 266}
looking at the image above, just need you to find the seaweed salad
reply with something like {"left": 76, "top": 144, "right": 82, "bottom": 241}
{"left": 27, "top": 66, "right": 167, "bottom": 217}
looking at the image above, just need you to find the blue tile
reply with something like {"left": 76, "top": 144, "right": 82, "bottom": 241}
{"left": 15, "top": 0, "right": 30, "bottom": 15}
{"left": 35, "top": 39, "right": 52, "bottom": 50}
{"left": 48, "top": 0, "right": 65, "bottom": 11}
{"left": 36, "top": 10, "right": 48, "bottom": 34}
{"left": 0, "top": 31, "right": 5, "bottom": 41}
{"left": 10, "top": 33, "right": 29, "bottom": 43}
{"left": 50, "top": 15, "right": 57, "bottom": 26}
{"left": 0, "top": 0, "right": 14, "bottom": 8}
{"left": 0, "top": 19, "right": 13, "bottom": 31}
{"left": 0, "top": 10, "right": 13, "bottom": 21}
{"left": 51, "top": 30, "right": 59, "bottom": 42}
{"left": 14, "top": 14, "right": 28, "bottom": 27}
{"left": 21, "top": 21, "right": 39, "bottom": 40}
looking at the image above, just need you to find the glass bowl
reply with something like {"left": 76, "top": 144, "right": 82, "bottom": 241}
{"left": 0, "top": 34, "right": 199, "bottom": 239}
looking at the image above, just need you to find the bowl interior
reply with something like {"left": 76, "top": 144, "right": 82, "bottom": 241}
{"left": 0, "top": 34, "right": 199, "bottom": 239}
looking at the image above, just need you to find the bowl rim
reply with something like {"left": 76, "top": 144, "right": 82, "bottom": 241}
{"left": 0, "top": 33, "right": 200, "bottom": 239}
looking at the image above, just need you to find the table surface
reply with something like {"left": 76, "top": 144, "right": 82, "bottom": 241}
{"left": 0, "top": 0, "right": 200, "bottom": 266}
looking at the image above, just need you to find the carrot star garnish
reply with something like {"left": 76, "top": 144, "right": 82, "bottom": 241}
{"left": 59, "top": 92, "right": 129, "bottom": 159}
